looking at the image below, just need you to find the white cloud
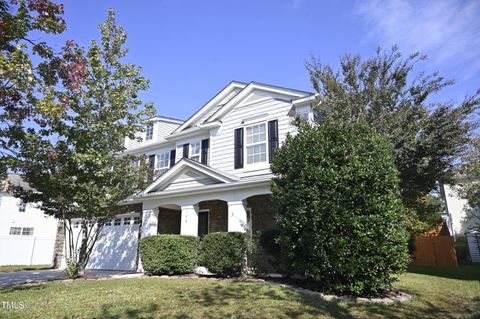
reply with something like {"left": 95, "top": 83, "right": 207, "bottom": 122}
{"left": 356, "top": 0, "right": 480, "bottom": 81}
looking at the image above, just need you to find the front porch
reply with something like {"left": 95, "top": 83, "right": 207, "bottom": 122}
{"left": 141, "top": 194, "right": 275, "bottom": 238}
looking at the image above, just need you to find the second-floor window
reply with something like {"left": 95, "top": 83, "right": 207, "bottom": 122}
{"left": 189, "top": 141, "right": 201, "bottom": 162}
{"left": 145, "top": 124, "right": 154, "bottom": 141}
{"left": 245, "top": 123, "right": 267, "bottom": 165}
{"left": 156, "top": 152, "right": 170, "bottom": 170}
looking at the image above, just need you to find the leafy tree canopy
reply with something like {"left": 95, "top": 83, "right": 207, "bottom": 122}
{"left": 306, "top": 47, "right": 479, "bottom": 233}
{"left": 0, "top": 0, "right": 81, "bottom": 178}
{"left": 12, "top": 9, "right": 155, "bottom": 273}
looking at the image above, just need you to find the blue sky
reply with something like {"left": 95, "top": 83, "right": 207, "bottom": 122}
{"left": 46, "top": 0, "right": 480, "bottom": 120}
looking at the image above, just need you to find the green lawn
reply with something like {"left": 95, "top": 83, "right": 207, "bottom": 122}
{"left": 0, "top": 265, "right": 52, "bottom": 273}
{"left": 0, "top": 266, "right": 479, "bottom": 319}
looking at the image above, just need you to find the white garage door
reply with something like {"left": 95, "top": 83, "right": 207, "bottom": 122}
{"left": 72, "top": 214, "right": 141, "bottom": 271}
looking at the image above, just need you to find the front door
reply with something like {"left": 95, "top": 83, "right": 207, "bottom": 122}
{"left": 198, "top": 210, "right": 209, "bottom": 237}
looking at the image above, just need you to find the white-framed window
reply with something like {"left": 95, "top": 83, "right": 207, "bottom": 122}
{"left": 9, "top": 227, "right": 22, "bottom": 235}
{"left": 87, "top": 220, "right": 94, "bottom": 228}
{"left": 156, "top": 152, "right": 170, "bottom": 170}
{"left": 145, "top": 124, "right": 154, "bottom": 141}
{"left": 105, "top": 220, "right": 112, "bottom": 226}
{"left": 18, "top": 200, "right": 26, "bottom": 212}
{"left": 114, "top": 218, "right": 121, "bottom": 226}
{"left": 245, "top": 123, "right": 267, "bottom": 165}
{"left": 73, "top": 221, "right": 80, "bottom": 228}
{"left": 133, "top": 216, "right": 141, "bottom": 224}
{"left": 189, "top": 141, "right": 201, "bottom": 162}
{"left": 123, "top": 217, "right": 131, "bottom": 225}
{"left": 22, "top": 227, "right": 34, "bottom": 236}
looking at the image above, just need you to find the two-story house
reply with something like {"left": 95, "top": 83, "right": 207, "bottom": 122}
{"left": 69, "top": 81, "right": 315, "bottom": 271}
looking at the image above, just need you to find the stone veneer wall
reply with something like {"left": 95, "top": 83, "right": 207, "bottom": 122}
{"left": 199, "top": 200, "right": 228, "bottom": 233}
{"left": 52, "top": 220, "right": 65, "bottom": 268}
{"left": 157, "top": 207, "right": 181, "bottom": 234}
{"left": 246, "top": 194, "right": 276, "bottom": 233}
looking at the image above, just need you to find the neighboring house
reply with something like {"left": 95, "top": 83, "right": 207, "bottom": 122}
{"left": 71, "top": 81, "right": 315, "bottom": 271}
{"left": 0, "top": 174, "right": 61, "bottom": 266}
{"left": 441, "top": 183, "right": 480, "bottom": 263}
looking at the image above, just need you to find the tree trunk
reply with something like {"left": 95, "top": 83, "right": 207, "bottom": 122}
{"left": 77, "top": 222, "right": 89, "bottom": 274}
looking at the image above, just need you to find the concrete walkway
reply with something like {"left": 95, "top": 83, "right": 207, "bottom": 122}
{"left": 0, "top": 269, "right": 141, "bottom": 288}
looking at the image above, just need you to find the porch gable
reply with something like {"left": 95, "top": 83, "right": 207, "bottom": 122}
{"left": 143, "top": 158, "right": 240, "bottom": 194}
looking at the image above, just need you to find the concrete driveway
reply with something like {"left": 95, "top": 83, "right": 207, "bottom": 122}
{"left": 0, "top": 269, "right": 141, "bottom": 288}
{"left": 0, "top": 269, "right": 66, "bottom": 288}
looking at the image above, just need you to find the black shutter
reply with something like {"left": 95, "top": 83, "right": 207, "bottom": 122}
{"left": 169, "top": 149, "right": 176, "bottom": 168}
{"left": 148, "top": 154, "right": 156, "bottom": 168}
{"left": 182, "top": 143, "right": 189, "bottom": 158}
{"left": 268, "top": 120, "right": 279, "bottom": 163}
{"left": 201, "top": 138, "right": 209, "bottom": 165}
{"left": 234, "top": 128, "right": 244, "bottom": 169}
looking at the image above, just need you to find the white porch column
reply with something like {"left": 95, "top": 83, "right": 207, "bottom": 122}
{"left": 180, "top": 205, "right": 199, "bottom": 236}
{"left": 228, "top": 201, "right": 247, "bottom": 232}
{"left": 141, "top": 208, "right": 159, "bottom": 238}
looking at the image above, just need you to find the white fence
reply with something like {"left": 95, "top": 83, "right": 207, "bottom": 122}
{"left": 0, "top": 236, "right": 55, "bottom": 266}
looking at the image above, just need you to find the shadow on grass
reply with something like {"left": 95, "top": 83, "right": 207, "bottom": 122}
{"left": 91, "top": 302, "right": 160, "bottom": 319}
{"left": 0, "top": 283, "right": 47, "bottom": 294}
{"left": 408, "top": 265, "right": 480, "bottom": 281}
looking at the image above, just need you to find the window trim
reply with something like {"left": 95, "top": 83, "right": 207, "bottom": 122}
{"left": 145, "top": 124, "right": 154, "bottom": 141}
{"left": 21, "top": 227, "right": 34, "bottom": 236}
{"left": 123, "top": 217, "right": 131, "bottom": 225}
{"left": 9, "top": 227, "right": 22, "bottom": 235}
{"left": 189, "top": 141, "right": 201, "bottom": 162}
{"left": 156, "top": 151, "right": 170, "bottom": 170}
{"left": 244, "top": 121, "right": 268, "bottom": 167}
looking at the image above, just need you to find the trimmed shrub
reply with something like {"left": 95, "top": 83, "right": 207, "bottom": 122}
{"left": 271, "top": 122, "right": 409, "bottom": 296}
{"left": 139, "top": 235, "right": 199, "bottom": 275}
{"left": 199, "top": 232, "right": 247, "bottom": 276}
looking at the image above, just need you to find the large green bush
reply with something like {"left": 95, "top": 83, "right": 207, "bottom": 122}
{"left": 248, "top": 229, "right": 285, "bottom": 275}
{"left": 271, "top": 122, "right": 409, "bottom": 296}
{"left": 139, "top": 235, "right": 199, "bottom": 275}
{"left": 199, "top": 232, "right": 247, "bottom": 277}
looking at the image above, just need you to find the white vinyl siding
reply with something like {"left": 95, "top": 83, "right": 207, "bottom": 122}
{"left": 210, "top": 96, "right": 296, "bottom": 177}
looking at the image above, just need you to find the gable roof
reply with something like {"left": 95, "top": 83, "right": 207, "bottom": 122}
{"left": 143, "top": 158, "right": 240, "bottom": 194}
{"left": 204, "top": 82, "right": 312, "bottom": 123}
{"left": 172, "top": 81, "right": 247, "bottom": 134}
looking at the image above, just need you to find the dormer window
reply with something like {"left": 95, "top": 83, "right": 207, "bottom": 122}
{"left": 189, "top": 142, "right": 201, "bottom": 162}
{"left": 145, "top": 124, "right": 154, "bottom": 141}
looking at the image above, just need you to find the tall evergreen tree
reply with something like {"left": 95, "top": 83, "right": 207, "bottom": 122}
{"left": 12, "top": 9, "right": 154, "bottom": 275}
